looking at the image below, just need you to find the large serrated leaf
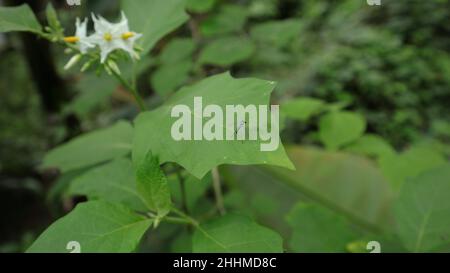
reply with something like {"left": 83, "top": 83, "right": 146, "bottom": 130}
{"left": 133, "top": 72, "right": 294, "bottom": 179}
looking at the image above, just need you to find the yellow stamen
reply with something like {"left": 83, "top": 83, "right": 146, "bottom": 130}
{"left": 121, "top": 32, "right": 135, "bottom": 40}
{"left": 64, "top": 36, "right": 79, "bottom": 43}
{"left": 104, "top": 33, "right": 113, "bottom": 42}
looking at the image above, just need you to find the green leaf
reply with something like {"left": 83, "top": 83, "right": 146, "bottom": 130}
{"left": 250, "top": 19, "right": 301, "bottom": 48}
{"left": 193, "top": 214, "right": 283, "bottom": 253}
{"left": 379, "top": 146, "right": 446, "bottom": 191}
{"left": 394, "top": 164, "right": 450, "bottom": 252}
{"left": 68, "top": 158, "right": 147, "bottom": 212}
{"left": 319, "top": 111, "right": 366, "bottom": 150}
{"left": 64, "top": 73, "right": 117, "bottom": 117}
{"left": 121, "top": 0, "right": 189, "bottom": 55}
{"left": 186, "top": 0, "right": 216, "bottom": 13}
{"left": 133, "top": 72, "right": 294, "bottom": 179}
{"left": 45, "top": 3, "right": 62, "bottom": 36}
{"left": 136, "top": 151, "right": 171, "bottom": 219}
{"left": 199, "top": 36, "right": 255, "bottom": 67}
{"left": 281, "top": 97, "right": 326, "bottom": 121}
{"left": 264, "top": 146, "right": 392, "bottom": 228}
{"left": 43, "top": 121, "right": 133, "bottom": 173}
{"left": 200, "top": 4, "right": 247, "bottom": 37}
{"left": 0, "top": 4, "right": 41, "bottom": 34}
{"left": 159, "top": 38, "right": 195, "bottom": 64}
{"left": 344, "top": 134, "right": 395, "bottom": 158}
{"left": 151, "top": 60, "right": 192, "bottom": 97}
{"left": 286, "top": 203, "right": 358, "bottom": 252}
{"left": 27, "top": 201, "right": 152, "bottom": 253}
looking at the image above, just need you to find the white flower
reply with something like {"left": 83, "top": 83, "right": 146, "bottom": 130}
{"left": 89, "top": 12, "right": 142, "bottom": 63}
{"left": 64, "top": 18, "right": 94, "bottom": 54}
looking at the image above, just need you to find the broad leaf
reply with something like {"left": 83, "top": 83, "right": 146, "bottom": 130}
{"left": 121, "top": 0, "right": 189, "bottom": 55}
{"left": 193, "top": 214, "right": 283, "bottom": 253}
{"left": 199, "top": 36, "right": 255, "bottom": 67}
{"left": 133, "top": 72, "right": 294, "bottom": 178}
{"left": 27, "top": 201, "right": 152, "bottom": 253}
{"left": 286, "top": 203, "right": 357, "bottom": 252}
{"left": 68, "top": 158, "right": 147, "bottom": 211}
{"left": 281, "top": 97, "right": 326, "bottom": 121}
{"left": 0, "top": 4, "right": 41, "bottom": 33}
{"left": 136, "top": 152, "right": 171, "bottom": 219}
{"left": 264, "top": 146, "right": 392, "bottom": 228}
{"left": 319, "top": 111, "right": 366, "bottom": 150}
{"left": 394, "top": 165, "right": 450, "bottom": 252}
{"left": 43, "top": 121, "right": 133, "bottom": 172}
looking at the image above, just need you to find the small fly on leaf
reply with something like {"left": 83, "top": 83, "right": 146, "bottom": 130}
{"left": 235, "top": 121, "right": 247, "bottom": 143}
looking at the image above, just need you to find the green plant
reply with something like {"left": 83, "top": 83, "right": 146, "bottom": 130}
{"left": 1, "top": 0, "right": 449, "bottom": 254}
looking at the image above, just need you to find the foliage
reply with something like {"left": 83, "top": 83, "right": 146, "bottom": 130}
{"left": 0, "top": 0, "right": 449, "bottom": 253}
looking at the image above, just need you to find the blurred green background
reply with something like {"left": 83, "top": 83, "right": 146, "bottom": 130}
{"left": 0, "top": 0, "right": 449, "bottom": 252}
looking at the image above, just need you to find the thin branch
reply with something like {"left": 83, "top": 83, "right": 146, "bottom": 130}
{"left": 211, "top": 167, "right": 226, "bottom": 215}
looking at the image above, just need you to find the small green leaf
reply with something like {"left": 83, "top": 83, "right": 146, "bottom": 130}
{"left": 45, "top": 3, "right": 62, "bottom": 36}
{"left": 200, "top": 5, "right": 247, "bottom": 37}
{"left": 281, "top": 97, "right": 325, "bottom": 121}
{"left": 186, "top": 0, "right": 216, "bottom": 13}
{"left": 68, "top": 158, "right": 147, "bottom": 212}
{"left": 395, "top": 164, "right": 450, "bottom": 252}
{"left": 379, "top": 146, "right": 446, "bottom": 191}
{"left": 64, "top": 73, "right": 117, "bottom": 118}
{"left": 43, "top": 121, "right": 133, "bottom": 172}
{"left": 136, "top": 152, "right": 171, "bottom": 220}
{"left": 344, "top": 134, "right": 395, "bottom": 158}
{"left": 319, "top": 111, "right": 366, "bottom": 150}
{"left": 199, "top": 36, "right": 255, "bottom": 67}
{"left": 121, "top": 0, "right": 189, "bottom": 55}
{"left": 286, "top": 203, "right": 358, "bottom": 253}
{"left": 151, "top": 61, "right": 192, "bottom": 97}
{"left": 27, "top": 201, "right": 152, "bottom": 253}
{"left": 250, "top": 19, "right": 301, "bottom": 48}
{"left": 193, "top": 214, "right": 283, "bottom": 253}
{"left": 159, "top": 38, "right": 195, "bottom": 64}
{"left": 0, "top": 4, "right": 42, "bottom": 34}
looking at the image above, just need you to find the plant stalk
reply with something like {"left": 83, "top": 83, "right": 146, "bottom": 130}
{"left": 211, "top": 167, "right": 226, "bottom": 215}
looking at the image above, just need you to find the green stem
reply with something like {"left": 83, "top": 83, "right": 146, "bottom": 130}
{"left": 109, "top": 66, "right": 147, "bottom": 111}
{"left": 171, "top": 206, "right": 199, "bottom": 227}
{"left": 175, "top": 167, "right": 189, "bottom": 214}
{"left": 212, "top": 167, "right": 226, "bottom": 215}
